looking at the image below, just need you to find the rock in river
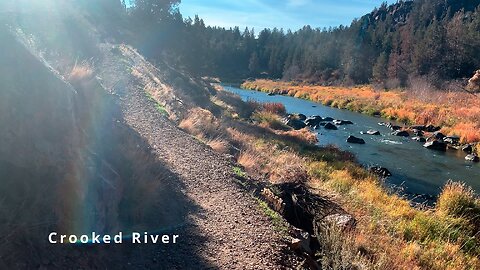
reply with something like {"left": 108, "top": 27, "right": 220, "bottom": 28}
{"left": 334, "top": 120, "right": 354, "bottom": 125}
{"left": 392, "top": 130, "right": 410, "bottom": 137}
{"left": 423, "top": 140, "right": 447, "bottom": 151}
{"left": 361, "top": 130, "right": 380, "bottom": 135}
{"left": 324, "top": 122, "right": 338, "bottom": 130}
{"left": 433, "top": 131, "right": 446, "bottom": 140}
{"left": 347, "top": 135, "right": 365, "bottom": 144}
{"left": 426, "top": 125, "right": 441, "bottom": 132}
{"left": 412, "top": 129, "right": 424, "bottom": 136}
{"left": 369, "top": 166, "right": 392, "bottom": 178}
{"left": 297, "top": 114, "right": 307, "bottom": 121}
{"left": 305, "top": 115, "right": 322, "bottom": 127}
{"left": 286, "top": 118, "right": 307, "bottom": 130}
{"left": 410, "top": 125, "right": 426, "bottom": 131}
{"left": 465, "top": 154, "right": 480, "bottom": 162}
{"left": 412, "top": 136, "right": 427, "bottom": 143}
{"left": 443, "top": 136, "right": 460, "bottom": 144}
{"left": 462, "top": 145, "right": 473, "bottom": 153}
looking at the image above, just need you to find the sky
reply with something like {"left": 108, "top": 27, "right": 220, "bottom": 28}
{"left": 179, "top": 0, "right": 391, "bottom": 31}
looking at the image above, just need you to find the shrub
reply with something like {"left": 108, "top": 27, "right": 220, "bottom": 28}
{"left": 436, "top": 181, "right": 480, "bottom": 220}
{"left": 206, "top": 138, "right": 230, "bottom": 154}
{"left": 252, "top": 111, "right": 289, "bottom": 131}
{"left": 179, "top": 108, "right": 222, "bottom": 139}
{"left": 261, "top": 102, "right": 286, "bottom": 115}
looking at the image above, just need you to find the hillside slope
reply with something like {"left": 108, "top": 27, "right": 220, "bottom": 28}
{"left": 0, "top": 13, "right": 298, "bottom": 270}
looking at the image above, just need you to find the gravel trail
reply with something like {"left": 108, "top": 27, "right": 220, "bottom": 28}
{"left": 95, "top": 44, "right": 299, "bottom": 269}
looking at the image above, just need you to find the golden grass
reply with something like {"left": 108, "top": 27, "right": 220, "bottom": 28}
{"left": 436, "top": 181, "right": 480, "bottom": 219}
{"left": 206, "top": 138, "right": 231, "bottom": 154}
{"left": 251, "top": 111, "right": 289, "bottom": 131}
{"left": 179, "top": 108, "right": 222, "bottom": 139}
{"left": 243, "top": 80, "right": 480, "bottom": 144}
{"left": 176, "top": 86, "right": 480, "bottom": 269}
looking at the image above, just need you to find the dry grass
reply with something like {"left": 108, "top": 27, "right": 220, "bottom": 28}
{"left": 179, "top": 108, "right": 223, "bottom": 139}
{"left": 308, "top": 161, "right": 480, "bottom": 269}
{"left": 247, "top": 100, "right": 286, "bottom": 115}
{"left": 243, "top": 80, "right": 480, "bottom": 143}
{"left": 251, "top": 111, "right": 290, "bottom": 131}
{"left": 436, "top": 181, "right": 480, "bottom": 219}
{"left": 176, "top": 86, "right": 480, "bottom": 269}
{"left": 206, "top": 138, "right": 231, "bottom": 154}
{"left": 278, "top": 128, "right": 318, "bottom": 145}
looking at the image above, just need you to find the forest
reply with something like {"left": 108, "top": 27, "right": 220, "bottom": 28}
{"left": 81, "top": 0, "right": 480, "bottom": 87}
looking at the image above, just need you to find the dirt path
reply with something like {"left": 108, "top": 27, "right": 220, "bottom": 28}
{"left": 95, "top": 44, "right": 299, "bottom": 269}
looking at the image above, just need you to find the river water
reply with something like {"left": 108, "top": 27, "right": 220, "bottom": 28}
{"left": 223, "top": 84, "right": 480, "bottom": 200}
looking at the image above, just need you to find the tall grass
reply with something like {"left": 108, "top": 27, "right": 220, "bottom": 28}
{"left": 437, "top": 181, "right": 480, "bottom": 220}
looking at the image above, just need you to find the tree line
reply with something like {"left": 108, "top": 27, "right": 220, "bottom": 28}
{"left": 81, "top": 0, "right": 480, "bottom": 87}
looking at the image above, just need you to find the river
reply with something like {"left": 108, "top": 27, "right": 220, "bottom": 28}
{"left": 222, "top": 84, "right": 480, "bottom": 201}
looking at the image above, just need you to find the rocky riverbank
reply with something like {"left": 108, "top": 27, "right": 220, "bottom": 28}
{"left": 242, "top": 80, "right": 480, "bottom": 157}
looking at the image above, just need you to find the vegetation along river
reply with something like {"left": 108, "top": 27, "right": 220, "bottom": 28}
{"left": 223, "top": 84, "right": 480, "bottom": 202}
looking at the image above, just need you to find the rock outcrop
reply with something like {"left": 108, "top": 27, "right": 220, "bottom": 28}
{"left": 467, "top": 70, "right": 480, "bottom": 93}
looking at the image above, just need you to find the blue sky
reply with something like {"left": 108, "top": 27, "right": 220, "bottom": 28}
{"left": 179, "top": 0, "right": 390, "bottom": 31}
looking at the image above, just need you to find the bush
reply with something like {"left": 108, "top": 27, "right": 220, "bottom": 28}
{"left": 436, "top": 181, "right": 480, "bottom": 220}
{"left": 252, "top": 111, "right": 290, "bottom": 131}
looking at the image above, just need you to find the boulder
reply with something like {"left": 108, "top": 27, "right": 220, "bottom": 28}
{"left": 369, "top": 166, "right": 392, "bottom": 178}
{"left": 467, "top": 70, "right": 480, "bottom": 93}
{"left": 426, "top": 125, "right": 441, "bottom": 132}
{"left": 286, "top": 118, "right": 307, "bottom": 130}
{"left": 297, "top": 114, "right": 307, "bottom": 121}
{"left": 423, "top": 141, "right": 447, "bottom": 151}
{"left": 433, "top": 131, "right": 445, "bottom": 140}
{"left": 324, "top": 122, "right": 338, "bottom": 130}
{"left": 465, "top": 154, "right": 480, "bottom": 162}
{"left": 412, "top": 136, "right": 427, "bottom": 143}
{"left": 267, "top": 92, "right": 276, "bottom": 96}
{"left": 289, "top": 228, "right": 312, "bottom": 254}
{"left": 324, "top": 213, "right": 356, "bottom": 231}
{"left": 412, "top": 129, "right": 424, "bottom": 136}
{"left": 365, "top": 130, "right": 381, "bottom": 135}
{"left": 305, "top": 116, "right": 322, "bottom": 127}
{"left": 333, "top": 119, "right": 353, "bottom": 125}
{"left": 410, "top": 125, "right": 426, "bottom": 131}
{"left": 390, "top": 125, "right": 402, "bottom": 131}
{"left": 347, "top": 135, "right": 365, "bottom": 144}
{"left": 262, "top": 188, "right": 285, "bottom": 213}
{"left": 462, "top": 145, "right": 473, "bottom": 153}
{"left": 443, "top": 136, "right": 460, "bottom": 144}
{"left": 392, "top": 130, "right": 410, "bottom": 137}
{"left": 323, "top": 117, "right": 334, "bottom": 122}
